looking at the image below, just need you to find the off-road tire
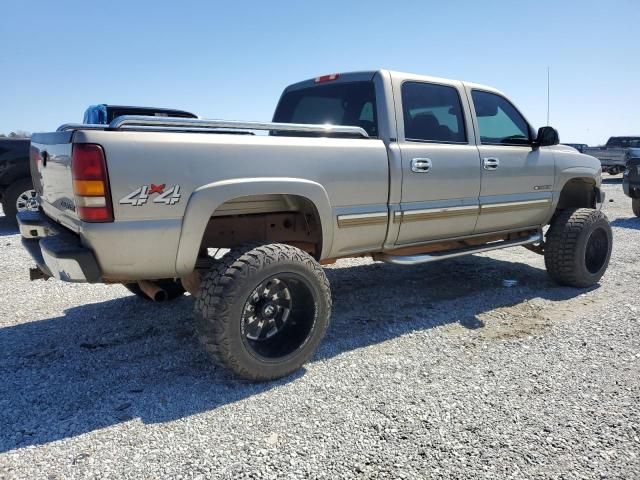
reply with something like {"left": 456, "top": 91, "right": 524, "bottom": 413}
{"left": 632, "top": 198, "right": 640, "bottom": 217}
{"left": 124, "top": 279, "right": 185, "bottom": 301}
{"left": 195, "top": 243, "right": 331, "bottom": 381}
{"left": 544, "top": 208, "right": 612, "bottom": 288}
{"left": 2, "top": 177, "right": 35, "bottom": 224}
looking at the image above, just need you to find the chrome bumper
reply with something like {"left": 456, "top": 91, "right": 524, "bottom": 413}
{"left": 17, "top": 211, "right": 102, "bottom": 283}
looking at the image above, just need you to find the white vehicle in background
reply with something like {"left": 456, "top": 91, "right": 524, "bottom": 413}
{"left": 583, "top": 136, "right": 640, "bottom": 175}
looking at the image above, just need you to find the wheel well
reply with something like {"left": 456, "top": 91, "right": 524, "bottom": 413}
{"left": 199, "top": 194, "right": 323, "bottom": 258}
{"left": 556, "top": 178, "right": 597, "bottom": 211}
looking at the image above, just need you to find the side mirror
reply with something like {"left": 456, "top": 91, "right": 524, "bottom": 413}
{"left": 533, "top": 126, "right": 560, "bottom": 149}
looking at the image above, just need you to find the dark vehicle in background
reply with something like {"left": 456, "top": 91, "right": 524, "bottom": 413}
{"left": 623, "top": 153, "right": 640, "bottom": 217}
{"left": 584, "top": 136, "right": 640, "bottom": 175}
{"left": 83, "top": 104, "right": 197, "bottom": 124}
{"left": 0, "top": 138, "right": 37, "bottom": 223}
{"left": 562, "top": 143, "right": 588, "bottom": 153}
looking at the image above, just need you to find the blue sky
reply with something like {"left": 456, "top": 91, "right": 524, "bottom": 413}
{"left": 0, "top": 0, "right": 637, "bottom": 145}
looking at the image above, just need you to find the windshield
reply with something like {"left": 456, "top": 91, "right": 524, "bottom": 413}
{"left": 273, "top": 81, "right": 378, "bottom": 137}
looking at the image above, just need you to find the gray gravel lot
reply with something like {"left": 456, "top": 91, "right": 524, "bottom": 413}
{"left": 0, "top": 178, "right": 638, "bottom": 479}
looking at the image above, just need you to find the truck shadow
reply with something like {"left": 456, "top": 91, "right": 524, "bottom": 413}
{"left": 610, "top": 217, "right": 640, "bottom": 230}
{"left": 0, "top": 254, "right": 592, "bottom": 453}
{"left": 0, "top": 214, "right": 18, "bottom": 237}
{"left": 601, "top": 177, "right": 623, "bottom": 184}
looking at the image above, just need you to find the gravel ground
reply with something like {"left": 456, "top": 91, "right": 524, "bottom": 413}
{"left": 0, "top": 178, "right": 638, "bottom": 479}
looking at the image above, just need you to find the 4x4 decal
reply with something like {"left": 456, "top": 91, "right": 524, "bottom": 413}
{"left": 119, "top": 184, "right": 181, "bottom": 206}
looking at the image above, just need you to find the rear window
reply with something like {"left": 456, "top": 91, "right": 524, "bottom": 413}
{"left": 273, "top": 81, "right": 378, "bottom": 137}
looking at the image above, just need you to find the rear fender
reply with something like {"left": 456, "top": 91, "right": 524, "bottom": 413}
{"left": 175, "top": 177, "right": 333, "bottom": 275}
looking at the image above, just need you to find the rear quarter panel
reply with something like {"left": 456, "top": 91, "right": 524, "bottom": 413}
{"left": 74, "top": 130, "right": 389, "bottom": 278}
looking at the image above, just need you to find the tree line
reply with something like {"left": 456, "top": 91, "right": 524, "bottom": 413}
{"left": 0, "top": 131, "right": 31, "bottom": 138}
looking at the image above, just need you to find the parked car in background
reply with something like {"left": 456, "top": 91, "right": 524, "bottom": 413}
{"left": 0, "top": 106, "right": 198, "bottom": 225}
{"left": 562, "top": 143, "right": 588, "bottom": 153}
{"left": 0, "top": 138, "right": 37, "bottom": 223}
{"left": 623, "top": 151, "right": 640, "bottom": 216}
{"left": 584, "top": 136, "right": 640, "bottom": 175}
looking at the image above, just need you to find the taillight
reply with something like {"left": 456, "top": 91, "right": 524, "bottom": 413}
{"left": 72, "top": 143, "right": 113, "bottom": 222}
{"left": 314, "top": 73, "right": 340, "bottom": 83}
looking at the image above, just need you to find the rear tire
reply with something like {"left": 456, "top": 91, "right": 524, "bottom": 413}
{"left": 632, "top": 198, "right": 640, "bottom": 217}
{"left": 2, "top": 177, "right": 37, "bottom": 224}
{"left": 544, "top": 208, "right": 612, "bottom": 288}
{"left": 124, "top": 279, "right": 185, "bottom": 301}
{"left": 195, "top": 243, "right": 331, "bottom": 381}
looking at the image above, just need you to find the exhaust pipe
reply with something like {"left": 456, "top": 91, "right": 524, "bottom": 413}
{"left": 137, "top": 280, "right": 168, "bottom": 302}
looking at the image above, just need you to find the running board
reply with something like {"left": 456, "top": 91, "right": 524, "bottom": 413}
{"left": 373, "top": 232, "right": 543, "bottom": 266}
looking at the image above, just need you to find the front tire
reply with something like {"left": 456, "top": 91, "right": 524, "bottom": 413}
{"left": 195, "top": 243, "right": 331, "bottom": 381}
{"left": 544, "top": 208, "right": 612, "bottom": 288}
{"left": 632, "top": 198, "right": 640, "bottom": 217}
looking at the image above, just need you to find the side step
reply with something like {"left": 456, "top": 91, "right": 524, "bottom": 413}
{"left": 373, "top": 231, "right": 543, "bottom": 266}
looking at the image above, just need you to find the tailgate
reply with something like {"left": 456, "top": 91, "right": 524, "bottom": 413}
{"left": 30, "top": 132, "right": 81, "bottom": 232}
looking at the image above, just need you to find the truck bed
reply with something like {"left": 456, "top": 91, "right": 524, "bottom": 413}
{"left": 31, "top": 120, "right": 389, "bottom": 279}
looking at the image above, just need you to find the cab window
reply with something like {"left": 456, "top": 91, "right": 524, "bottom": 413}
{"left": 273, "top": 81, "right": 378, "bottom": 137}
{"left": 471, "top": 90, "right": 532, "bottom": 146}
{"left": 401, "top": 82, "right": 467, "bottom": 143}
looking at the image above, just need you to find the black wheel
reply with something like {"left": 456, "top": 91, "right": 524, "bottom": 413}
{"left": 544, "top": 208, "right": 612, "bottom": 288}
{"left": 195, "top": 243, "right": 331, "bottom": 381}
{"left": 123, "top": 279, "right": 185, "bottom": 301}
{"left": 2, "top": 177, "right": 38, "bottom": 224}
{"left": 633, "top": 198, "right": 640, "bottom": 217}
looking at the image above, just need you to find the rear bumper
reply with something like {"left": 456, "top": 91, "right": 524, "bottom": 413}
{"left": 17, "top": 210, "right": 102, "bottom": 283}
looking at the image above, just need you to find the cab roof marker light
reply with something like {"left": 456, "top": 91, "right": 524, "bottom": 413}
{"left": 315, "top": 74, "right": 340, "bottom": 83}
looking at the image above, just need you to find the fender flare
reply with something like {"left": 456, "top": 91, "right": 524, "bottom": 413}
{"left": 175, "top": 177, "right": 333, "bottom": 275}
{"left": 548, "top": 168, "right": 599, "bottom": 218}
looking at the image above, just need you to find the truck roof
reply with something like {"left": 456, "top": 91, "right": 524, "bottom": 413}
{"left": 283, "top": 69, "right": 504, "bottom": 96}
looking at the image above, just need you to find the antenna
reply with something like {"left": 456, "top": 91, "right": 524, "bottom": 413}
{"left": 546, "top": 66, "right": 550, "bottom": 125}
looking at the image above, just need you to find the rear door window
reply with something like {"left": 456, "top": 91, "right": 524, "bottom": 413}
{"left": 273, "top": 81, "right": 378, "bottom": 137}
{"left": 401, "top": 82, "right": 467, "bottom": 144}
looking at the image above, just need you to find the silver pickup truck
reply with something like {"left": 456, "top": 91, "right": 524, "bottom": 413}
{"left": 20, "top": 70, "right": 612, "bottom": 381}
{"left": 583, "top": 136, "right": 640, "bottom": 175}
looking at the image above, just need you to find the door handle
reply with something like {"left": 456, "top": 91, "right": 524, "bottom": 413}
{"left": 483, "top": 157, "right": 500, "bottom": 170}
{"left": 411, "top": 157, "right": 432, "bottom": 173}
